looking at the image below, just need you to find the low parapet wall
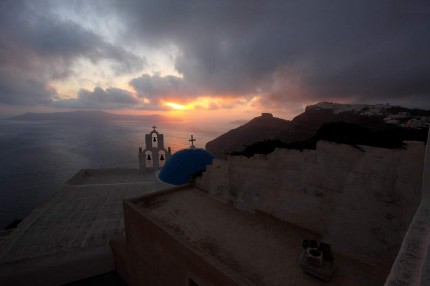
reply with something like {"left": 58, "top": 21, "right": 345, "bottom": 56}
{"left": 198, "top": 141, "right": 425, "bottom": 268}
{"left": 384, "top": 131, "right": 430, "bottom": 285}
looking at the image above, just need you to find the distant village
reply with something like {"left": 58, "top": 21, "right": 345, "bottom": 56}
{"left": 384, "top": 112, "right": 430, "bottom": 129}
{"left": 309, "top": 101, "right": 430, "bottom": 128}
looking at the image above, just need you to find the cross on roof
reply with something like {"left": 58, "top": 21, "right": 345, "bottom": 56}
{"left": 152, "top": 125, "right": 157, "bottom": 131}
{"left": 189, "top": 135, "right": 196, "bottom": 146}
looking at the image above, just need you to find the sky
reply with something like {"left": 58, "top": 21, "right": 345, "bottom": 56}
{"left": 0, "top": 0, "right": 429, "bottom": 121}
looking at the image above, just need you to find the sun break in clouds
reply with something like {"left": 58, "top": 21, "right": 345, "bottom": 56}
{"left": 0, "top": 0, "right": 429, "bottom": 119}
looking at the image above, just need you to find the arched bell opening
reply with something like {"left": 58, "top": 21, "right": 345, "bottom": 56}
{"left": 152, "top": 133, "right": 158, "bottom": 148}
{"left": 158, "top": 150, "right": 166, "bottom": 167}
{"left": 145, "top": 150, "right": 153, "bottom": 168}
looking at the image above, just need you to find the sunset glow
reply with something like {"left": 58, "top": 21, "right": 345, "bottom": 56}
{"left": 0, "top": 1, "right": 427, "bottom": 118}
{"left": 165, "top": 102, "right": 187, "bottom": 110}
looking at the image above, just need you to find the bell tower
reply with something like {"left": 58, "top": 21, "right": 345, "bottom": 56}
{"left": 138, "top": 126, "right": 171, "bottom": 172}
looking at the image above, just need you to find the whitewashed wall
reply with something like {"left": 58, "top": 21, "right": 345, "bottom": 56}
{"left": 198, "top": 141, "right": 425, "bottom": 268}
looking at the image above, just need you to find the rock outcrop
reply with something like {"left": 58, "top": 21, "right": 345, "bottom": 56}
{"left": 206, "top": 102, "right": 430, "bottom": 158}
{"left": 205, "top": 113, "right": 291, "bottom": 158}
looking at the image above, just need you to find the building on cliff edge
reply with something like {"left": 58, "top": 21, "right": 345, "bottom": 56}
{"left": 111, "top": 136, "right": 430, "bottom": 286}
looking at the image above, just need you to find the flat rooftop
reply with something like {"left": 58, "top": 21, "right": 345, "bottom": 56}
{"left": 135, "top": 187, "right": 387, "bottom": 286}
{"left": 67, "top": 168, "right": 158, "bottom": 185}
{"left": 0, "top": 169, "right": 172, "bottom": 285}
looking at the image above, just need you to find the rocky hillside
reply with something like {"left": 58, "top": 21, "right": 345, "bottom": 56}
{"left": 206, "top": 102, "right": 430, "bottom": 158}
{"left": 205, "top": 113, "right": 291, "bottom": 158}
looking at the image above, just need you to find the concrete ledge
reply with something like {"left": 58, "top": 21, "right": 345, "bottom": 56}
{"left": 384, "top": 204, "right": 430, "bottom": 285}
{"left": 0, "top": 245, "right": 114, "bottom": 286}
{"left": 385, "top": 131, "right": 430, "bottom": 285}
{"left": 110, "top": 236, "right": 129, "bottom": 284}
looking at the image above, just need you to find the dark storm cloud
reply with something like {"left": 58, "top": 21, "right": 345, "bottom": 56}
{"left": 114, "top": 0, "right": 430, "bottom": 108}
{"left": 1, "top": 0, "right": 429, "bottom": 110}
{"left": 0, "top": 68, "right": 55, "bottom": 105}
{"left": 130, "top": 74, "right": 193, "bottom": 101}
{"left": 22, "top": 16, "right": 144, "bottom": 77}
{"left": 54, "top": 87, "right": 139, "bottom": 109}
{"left": 0, "top": 0, "right": 145, "bottom": 106}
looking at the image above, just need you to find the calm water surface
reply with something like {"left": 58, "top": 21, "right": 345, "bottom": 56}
{"left": 0, "top": 119, "right": 223, "bottom": 229}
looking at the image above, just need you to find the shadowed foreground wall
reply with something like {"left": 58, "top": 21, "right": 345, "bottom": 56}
{"left": 384, "top": 131, "right": 430, "bottom": 285}
{"left": 122, "top": 195, "right": 243, "bottom": 286}
{"left": 197, "top": 141, "right": 425, "bottom": 268}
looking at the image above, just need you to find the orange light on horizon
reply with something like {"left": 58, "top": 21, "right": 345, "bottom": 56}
{"left": 164, "top": 96, "right": 255, "bottom": 112}
{"left": 165, "top": 102, "right": 187, "bottom": 110}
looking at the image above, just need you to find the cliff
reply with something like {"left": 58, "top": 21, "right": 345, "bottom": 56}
{"left": 205, "top": 113, "right": 291, "bottom": 158}
{"left": 206, "top": 102, "right": 430, "bottom": 158}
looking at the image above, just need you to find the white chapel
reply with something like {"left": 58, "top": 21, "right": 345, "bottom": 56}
{"left": 138, "top": 126, "right": 171, "bottom": 172}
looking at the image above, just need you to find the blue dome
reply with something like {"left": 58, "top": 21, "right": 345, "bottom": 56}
{"left": 159, "top": 149, "right": 215, "bottom": 185}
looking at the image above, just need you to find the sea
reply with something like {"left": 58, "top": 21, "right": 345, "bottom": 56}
{"left": 0, "top": 119, "right": 227, "bottom": 229}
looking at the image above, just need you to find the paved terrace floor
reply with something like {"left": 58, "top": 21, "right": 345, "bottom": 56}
{"left": 137, "top": 187, "right": 387, "bottom": 286}
{"left": 67, "top": 168, "right": 160, "bottom": 185}
{"left": 0, "top": 168, "right": 172, "bottom": 285}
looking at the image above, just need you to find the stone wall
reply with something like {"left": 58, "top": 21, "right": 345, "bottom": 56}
{"left": 122, "top": 197, "right": 244, "bottom": 286}
{"left": 384, "top": 131, "right": 430, "bottom": 285}
{"left": 197, "top": 141, "right": 425, "bottom": 267}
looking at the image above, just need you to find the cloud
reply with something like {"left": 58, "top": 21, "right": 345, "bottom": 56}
{"left": 0, "top": 0, "right": 145, "bottom": 106}
{"left": 130, "top": 74, "right": 192, "bottom": 100}
{"left": 54, "top": 87, "right": 140, "bottom": 109}
{"left": 1, "top": 0, "right": 429, "bottom": 112}
{"left": 113, "top": 0, "right": 430, "bottom": 108}
{"left": 0, "top": 68, "right": 55, "bottom": 105}
{"left": 22, "top": 3, "right": 144, "bottom": 75}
